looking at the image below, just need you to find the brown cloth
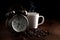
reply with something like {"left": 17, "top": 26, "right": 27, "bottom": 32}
{"left": 0, "top": 20, "right": 60, "bottom": 40}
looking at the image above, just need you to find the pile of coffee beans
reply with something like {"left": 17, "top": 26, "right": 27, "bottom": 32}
{"left": 24, "top": 28, "right": 49, "bottom": 39}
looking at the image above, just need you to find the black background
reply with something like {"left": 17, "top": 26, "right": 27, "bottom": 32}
{"left": 0, "top": 0, "right": 60, "bottom": 21}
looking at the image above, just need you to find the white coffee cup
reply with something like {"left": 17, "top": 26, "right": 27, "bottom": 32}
{"left": 26, "top": 12, "right": 44, "bottom": 29}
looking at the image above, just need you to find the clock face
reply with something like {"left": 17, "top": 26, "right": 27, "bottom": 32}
{"left": 11, "top": 15, "right": 28, "bottom": 32}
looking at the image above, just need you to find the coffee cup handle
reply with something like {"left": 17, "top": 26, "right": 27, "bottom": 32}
{"left": 38, "top": 15, "right": 44, "bottom": 25}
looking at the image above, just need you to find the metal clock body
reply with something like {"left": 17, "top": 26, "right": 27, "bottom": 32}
{"left": 6, "top": 10, "right": 29, "bottom": 32}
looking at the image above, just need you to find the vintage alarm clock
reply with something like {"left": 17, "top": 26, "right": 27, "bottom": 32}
{"left": 5, "top": 10, "right": 29, "bottom": 33}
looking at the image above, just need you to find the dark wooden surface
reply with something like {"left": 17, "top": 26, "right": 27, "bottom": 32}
{"left": 0, "top": 19, "right": 60, "bottom": 40}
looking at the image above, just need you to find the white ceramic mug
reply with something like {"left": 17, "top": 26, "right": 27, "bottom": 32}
{"left": 26, "top": 12, "right": 44, "bottom": 29}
